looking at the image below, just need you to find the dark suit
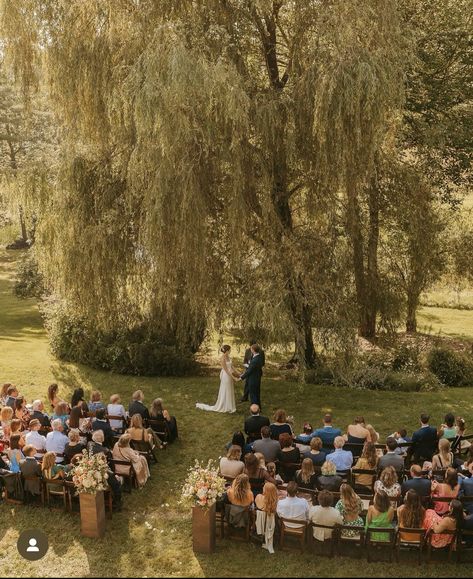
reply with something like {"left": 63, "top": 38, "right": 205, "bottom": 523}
{"left": 242, "top": 349, "right": 265, "bottom": 401}
{"left": 30, "top": 410, "right": 51, "bottom": 428}
{"left": 240, "top": 354, "right": 264, "bottom": 407}
{"left": 92, "top": 419, "right": 115, "bottom": 448}
{"left": 244, "top": 414, "right": 270, "bottom": 442}
{"left": 411, "top": 425, "right": 438, "bottom": 462}
{"left": 20, "top": 457, "right": 42, "bottom": 495}
{"left": 128, "top": 400, "right": 150, "bottom": 421}
{"left": 401, "top": 477, "right": 431, "bottom": 497}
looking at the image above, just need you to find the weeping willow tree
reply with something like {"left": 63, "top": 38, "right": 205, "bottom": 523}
{"left": 1, "top": 0, "right": 409, "bottom": 373}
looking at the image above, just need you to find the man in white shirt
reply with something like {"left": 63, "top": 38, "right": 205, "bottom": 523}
{"left": 276, "top": 482, "right": 309, "bottom": 528}
{"left": 46, "top": 419, "right": 68, "bottom": 463}
{"left": 25, "top": 419, "right": 47, "bottom": 458}
{"left": 309, "top": 490, "right": 343, "bottom": 541}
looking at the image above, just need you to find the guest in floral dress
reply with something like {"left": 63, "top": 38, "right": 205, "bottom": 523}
{"left": 335, "top": 483, "right": 364, "bottom": 537}
{"left": 423, "top": 499, "right": 463, "bottom": 549}
{"left": 374, "top": 466, "right": 401, "bottom": 507}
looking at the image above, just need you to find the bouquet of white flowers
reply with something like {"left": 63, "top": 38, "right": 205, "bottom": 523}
{"left": 71, "top": 450, "right": 109, "bottom": 495}
{"left": 181, "top": 460, "right": 226, "bottom": 509}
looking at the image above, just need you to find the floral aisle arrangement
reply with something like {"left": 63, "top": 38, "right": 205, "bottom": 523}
{"left": 72, "top": 450, "right": 109, "bottom": 538}
{"left": 182, "top": 460, "right": 226, "bottom": 553}
{"left": 71, "top": 450, "right": 109, "bottom": 494}
{"left": 181, "top": 459, "right": 226, "bottom": 509}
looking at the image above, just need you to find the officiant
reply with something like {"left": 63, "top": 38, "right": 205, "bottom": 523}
{"left": 240, "top": 342, "right": 265, "bottom": 403}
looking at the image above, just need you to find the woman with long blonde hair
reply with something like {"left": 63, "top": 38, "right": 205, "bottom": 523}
{"left": 335, "top": 483, "right": 364, "bottom": 537}
{"left": 255, "top": 482, "right": 278, "bottom": 554}
{"left": 295, "top": 458, "right": 317, "bottom": 490}
{"left": 432, "top": 439, "right": 454, "bottom": 471}
{"left": 227, "top": 473, "right": 253, "bottom": 507}
{"left": 353, "top": 441, "right": 378, "bottom": 492}
{"left": 397, "top": 490, "right": 425, "bottom": 542}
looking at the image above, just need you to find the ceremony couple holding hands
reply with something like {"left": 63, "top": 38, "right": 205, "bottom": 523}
{"left": 196, "top": 343, "right": 264, "bottom": 414}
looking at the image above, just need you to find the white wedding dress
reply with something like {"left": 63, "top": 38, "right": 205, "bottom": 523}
{"left": 196, "top": 356, "right": 236, "bottom": 413}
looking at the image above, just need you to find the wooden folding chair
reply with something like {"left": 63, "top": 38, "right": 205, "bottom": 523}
{"left": 224, "top": 504, "right": 253, "bottom": 542}
{"left": 110, "top": 459, "right": 137, "bottom": 493}
{"left": 106, "top": 414, "right": 128, "bottom": 434}
{"left": 22, "top": 475, "right": 45, "bottom": 506}
{"left": 458, "top": 529, "right": 473, "bottom": 562}
{"left": 130, "top": 439, "right": 158, "bottom": 464}
{"left": 425, "top": 528, "right": 458, "bottom": 562}
{"left": 147, "top": 418, "right": 170, "bottom": 446}
{"left": 350, "top": 469, "right": 377, "bottom": 493}
{"left": 278, "top": 516, "right": 308, "bottom": 552}
{"left": 44, "top": 478, "right": 72, "bottom": 511}
{"left": 309, "top": 522, "right": 338, "bottom": 557}
{"left": 337, "top": 524, "right": 366, "bottom": 558}
{"left": 365, "top": 527, "right": 396, "bottom": 562}
{"left": 395, "top": 527, "right": 426, "bottom": 564}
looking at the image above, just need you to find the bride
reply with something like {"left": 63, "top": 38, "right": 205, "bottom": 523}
{"left": 196, "top": 345, "right": 239, "bottom": 413}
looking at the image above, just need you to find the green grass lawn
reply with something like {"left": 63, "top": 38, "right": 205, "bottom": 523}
{"left": 418, "top": 306, "right": 473, "bottom": 342}
{"left": 1, "top": 248, "right": 473, "bottom": 577}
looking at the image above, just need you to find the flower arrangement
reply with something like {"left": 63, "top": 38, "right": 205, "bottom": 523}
{"left": 71, "top": 450, "right": 109, "bottom": 495}
{"left": 181, "top": 460, "right": 226, "bottom": 509}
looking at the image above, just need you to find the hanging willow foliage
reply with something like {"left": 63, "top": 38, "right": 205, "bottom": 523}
{"left": 1, "top": 0, "right": 410, "bottom": 371}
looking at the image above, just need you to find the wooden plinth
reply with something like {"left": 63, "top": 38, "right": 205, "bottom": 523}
{"left": 79, "top": 491, "right": 106, "bottom": 538}
{"left": 192, "top": 503, "right": 216, "bottom": 554}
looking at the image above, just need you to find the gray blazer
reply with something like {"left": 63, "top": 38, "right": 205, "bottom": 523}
{"left": 378, "top": 452, "right": 405, "bottom": 473}
{"left": 20, "top": 458, "right": 42, "bottom": 495}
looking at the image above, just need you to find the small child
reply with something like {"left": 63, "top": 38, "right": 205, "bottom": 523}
{"left": 389, "top": 428, "right": 411, "bottom": 456}
{"left": 254, "top": 452, "right": 266, "bottom": 469}
{"left": 267, "top": 462, "right": 283, "bottom": 484}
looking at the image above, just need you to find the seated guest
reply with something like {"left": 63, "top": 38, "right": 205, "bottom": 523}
{"left": 68, "top": 400, "right": 88, "bottom": 430}
{"left": 150, "top": 398, "right": 178, "bottom": 442}
{"left": 346, "top": 416, "right": 371, "bottom": 445}
{"left": 270, "top": 409, "right": 293, "bottom": 441}
{"left": 47, "top": 383, "right": 60, "bottom": 412}
{"left": 353, "top": 441, "right": 378, "bottom": 492}
{"left": 439, "top": 413, "right": 457, "bottom": 440}
{"left": 63, "top": 429, "right": 86, "bottom": 464}
{"left": 0, "top": 405, "right": 13, "bottom": 440}
{"left": 294, "top": 422, "right": 314, "bottom": 447}
{"left": 107, "top": 394, "right": 127, "bottom": 432}
{"left": 127, "top": 413, "right": 157, "bottom": 448}
{"left": 243, "top": 453, "right": 275, "bottom": 494}
{"left": 113, "top": 433, "right": 150, "bottom": 487}
{"left": 432, "top": 467, "right": 460, "bottom": 514}
{"left": 52, "top": 401, "right": 70, "bottom": 431}
{"left": 266, "top": 462, "right": 283, "bottom": 484}
{"left": 88, "top": 430, "right": 112, "bottom": 461}
{"left": 14, "top": 397, "right": 30, "bottom": 429}
{"left": 30, "top": 400, "right": 51, "bottom": 428}
{"left": 25, "top": 419, "right": 47, "bottom": 457}
{"left": 5, "top": 385, "right": 19, "bottom": 408}
{"left": 0, "top": 382, "right": 12, "bottom": 405}
{"left": 311, "top": 414, "right": 342, "bottom": 454}
{"left": 365, "top": 424, "right": 380, "bottom": 446}
{"left": 423, "top": 499, "right": 464, "bottom": 549}
{"left": 397, "top": 490, "right": 426, "bottom": 542}
{"left": 89, "top": 390, "right": 106, "bottom": 413}
{"left": 255, "top": 482, "right": 278, "bottom": 554}
{"left": 7, "top": 434, "right": 24, "bottom": 472}
{"left": 245, "top": 404, "right": 270, "bottom": 443}
{"left": 71, "top": 387, "right": 87, "bottom": 410}
{"left": 316, "top": 461, "right": 343, "bottom": 492}
{"left": 459, "top": 460, "right": 473, "bottom": 514}
{"left": 9, "top": 419, "right": 25, "bottom": 447}
{"left": 378, "top": 437, "right": 404, "bottom": 472}
{"left": 20, "top": 445, "right": 42, "bottom": 496}
{"left": 252, "top": 426, "right": 280, "bottom": 462}
{"left": 326, "top": 436, "right": 353, "bottom": 472}
{"left": 92, "top": 408, "right": 114, "bottom": 447}
{"left": 401, "top": 464, "right": 432, "bottom": 497}
{"left": 335, "top": 483, "right": 364, "bottom": 537}
{"left": 412, "top": 413, "right": 438, "bottom": 462}
{"left": 128, "top": 390, "right": 150, "bottom": 421}
{"left": 42, "top": 451, "right": 68, "bottom": 485}
{"left": 227, "top": 473, "right": 254, "bottom": 507}
{"left": 276, "top": 432, "right": 301, "bottom": 481}
{"left": 46, "top": 418, "right": 69, "bottom": 463}
{"left": 310, "top": 490, "right": 343, "bottom": 541}
{"left": 303, "top": 437, "right": 326, "bottom": 467}
{"left": 389, "top": 428, "right": 411, "bottom": 455}
{"left": 220, "top": 445, "right": 245, "bottom": 478}
{"left": 295, "top": 458, "right": 317, "bottom": 491}
{"left": 365, "top": 490, "right": 395, "bottom": 542}
{"left": 374, "top": 466, "right": 401, "bottom": 505}
{"left": 277, "top": 481, "right": 309, "bottom": 528}
{"left": 431, "top": 438, "right": 454, "bottom": 471}
{"left": 254, "top": 452, "right": 266, "bottom": 469}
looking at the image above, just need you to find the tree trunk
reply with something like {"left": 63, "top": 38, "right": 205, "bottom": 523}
{"left": 19, "top": 205, "right": 28, "bottom": 243}
{"left": 364, "top": 176, "right": 380, "bottom": 338}
{"left": 406, "top": 293, "right": 418, "bottom": 333}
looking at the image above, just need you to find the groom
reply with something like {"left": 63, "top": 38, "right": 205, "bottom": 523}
{"left": 239, "top": 344, "right": 264, "bottom": 408}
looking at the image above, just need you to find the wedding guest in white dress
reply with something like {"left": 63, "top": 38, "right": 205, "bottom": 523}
{"left": 196, "top": 345, "right": 238, "bottom": 413}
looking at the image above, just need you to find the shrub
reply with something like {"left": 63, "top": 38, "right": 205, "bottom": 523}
{"left": 391, "top": 343, "right": 421, "bottom": 372}
{"left": 427, "top": 348, "right": 473, "bottom": 387}
{"left": 13, "top": 252, "right": 44, "bottom": 299}
{"left": 45, "top": 303, "right": 200, "bottom": 376}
